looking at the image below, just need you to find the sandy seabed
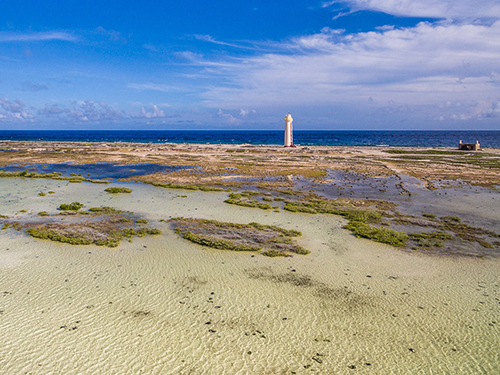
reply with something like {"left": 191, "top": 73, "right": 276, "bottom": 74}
{"left": 0, "top": 178, "right": 499, "bottom": 374}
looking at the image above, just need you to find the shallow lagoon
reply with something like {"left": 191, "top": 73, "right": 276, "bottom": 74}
{"left": 0, "top": 178, "right": 499, "bottom": 374}
{"left": 0, "top": 162, "right": 189, "bottom": 180}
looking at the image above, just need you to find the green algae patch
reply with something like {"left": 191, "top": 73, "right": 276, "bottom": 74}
{"left": 58, "top": 202, "right": 84, "bottom": 211}
{"left": 283, "top": 196, "right": 391, "bottom": 219}
{"left": 88, "top": 206, "right": 124, "bottom": 214}
{"left": 345, "top": 222, "right": 408, "bottom": 247}
{"left": 17, "top": 204, "right": 161, "bottom": 247}
{"left": 26, "top": 218, "right": 161, "bottom": 247}
{"left": 181, "top": 230, "right": 261, "bottom": 252}
{"left": 0, "top": 170, "right": 109, "bottom": 184}
{"left": 409, "top": 232, "right": 453, "bottom": 249}
{"left": 170, "top": 218, "right": 308, "bottom": 257}
{"left": 224, "top": 192, "right": 273, "bottom": 210}
{"left": 148, "top": 181, "right": 228, "bottom": 192}
{"left": 104, "top": 187, "right": 132, "bottom": 194}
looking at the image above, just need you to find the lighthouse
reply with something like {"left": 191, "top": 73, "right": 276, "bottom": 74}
{"left": 284, "top": 113, "right": 293, "bottom": 147}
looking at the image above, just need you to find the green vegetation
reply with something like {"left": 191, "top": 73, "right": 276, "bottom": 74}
{"left": 0, "top": 170, "right": 110, "bottom": 184}
{"left": 104, "top": 187, "right": 133, "bottom": 194}
{"left": 409, "top": 232, "right": 453, "bottom": 248}
{"left": 422, "top": 212, "right": 436, "bottom": 219}
{"left": 438, "top": 216, "right": 497, "bottom": 248}
{"left": 345, "top": 221, "right": 409, "bottom": 247}
{"left": 224, "top": 192, "right": 272, "bottom": 210}
{"left": 136, "top": 219, "right": 148, "bottom": 224}
{"left": 262, "top": 249, "right": 290, "bottom": 257}
{"left": 2, "top": 222, "right": 22, "bottom": 231}
{"left": 182, "top": 230, "right": 261, "bottom": 251}
{"left": 58, "top": 202, "right": 84, "bottom": 211}
{"left": 282, "top": 195, "right": 413, "bottom": 247}
{"left": 149, "top": 181, "right": 228, "bottom": 192}
{"left": 441, "top": 216, "right": 461, "bottom": 223}
{"left": 88, "top": 206, "right": 124, "bottom": 214}
{"left": 386, "top": 150, "right": 466, "bottom": 155}
{"left": 26, "top": 219, "right": 160, "bottom": 247}
{"left": 38, "top": 211, "right": 49, "bottom": 216}
{"left": 171, "top": 218, "right": 308, "bottom": 256}
{"left": 284, "top": 197, "right": 384, "bottom": 223}
{"left": 38, "top": 192, "right": 46, "bottom": 197}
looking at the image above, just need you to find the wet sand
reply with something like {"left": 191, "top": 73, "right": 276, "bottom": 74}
{"left": 0, "top": 178, "right": 499, "bottom": 374}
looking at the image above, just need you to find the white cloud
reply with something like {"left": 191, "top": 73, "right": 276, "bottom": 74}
{"left": 198, "top": 21, "right": 500, "bottom": 123}
{"left": 134, "top": 105, "right": 167, "bottom": 119}
{"left": 326, "top": 0, "right": 500, "bottom": 19}
{"left": 0, "top": 98, "right": 32, "bottom": 121}
{"left": 0, "top": 31, "right": 77, "bottom": 43}
{"left": 217, "top": 109, "right": 241, "bottom": 124}
{"left": 478, "top": 101, "right": 500, "bottom": 118}
{"left": 194, "top": 34, "right": 256, "bottom": 50}
{"left": 68, "top": 100, "right": 124, "bottom": 122}
{"left": 38, "top": 104, "right": 67, "bottom": 116}
{"left": 239, "top": 109, "right": 256, "bottom": 116}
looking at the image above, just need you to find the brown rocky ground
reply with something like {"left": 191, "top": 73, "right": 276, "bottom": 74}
{"left": 1, "top": 140, "right": 499, "bottom": 189}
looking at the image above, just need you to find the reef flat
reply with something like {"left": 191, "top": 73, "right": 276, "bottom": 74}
{"left": 0, "top": 142, "right": 499, "bottom": 374}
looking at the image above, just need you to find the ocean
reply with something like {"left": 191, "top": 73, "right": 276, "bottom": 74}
{"left": 1, "top": 130, "right": 500, "bottom": 147}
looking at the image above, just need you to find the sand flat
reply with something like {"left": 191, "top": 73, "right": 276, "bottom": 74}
{"left": 0, "top": 178, "right": 499, "bottom": 374}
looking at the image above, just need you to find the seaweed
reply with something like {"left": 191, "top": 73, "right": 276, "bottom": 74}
{"left": 409, "top": 231, "right": 453, "bottom": 248}
{"left": 104, "top": 187, "right": 133, "bottom": 194}
{"left": 224, "top": 193, "right": 273, "bottom": 210}
{"left": 182, "top": 230, "right": 261, "bottom": 252}
{"left": 26, "top": 220, "right": 161, "bottom": 247}
{"left": 171, "top": 218, "right": 308, "bottom": 256}
{"left": 58, "top": 202, "right": 84, "bottom": 211}
{"left": 149, "top": 181, "right": 228, "bottom": 192}
{"left": 345, "top": 221, "right": 409, "bottom": 247}
{"left": 88, "top": 206, "right": 124, "bottom": 214}
{"left": 0, "top": 170, "right": 109, "bottom": 184}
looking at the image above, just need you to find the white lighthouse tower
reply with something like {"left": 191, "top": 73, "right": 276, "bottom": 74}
{"left": 284, "top": 113, "right": 294, "bottom": 147}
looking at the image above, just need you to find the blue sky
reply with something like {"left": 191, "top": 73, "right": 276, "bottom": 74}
{"left": 1, "top": 0, "right": 500, "bottom": 130}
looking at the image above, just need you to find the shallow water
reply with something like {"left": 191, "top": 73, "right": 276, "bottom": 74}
{"left": 311, "top": 170, "right": 500, "bottom": 235}
{"left": 0, "top": 179, "right": 499, "bottom": 374}
{"left": 0, "top": 162, "right": 189, "bottom": 180}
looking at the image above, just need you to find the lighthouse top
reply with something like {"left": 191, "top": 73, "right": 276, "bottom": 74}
{"left": 284, "top": 113, "right": 293, "bottom": 122}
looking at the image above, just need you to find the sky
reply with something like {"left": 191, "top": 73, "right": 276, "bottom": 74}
{"left": 1, "top": 0, "right": 500, "bottom": 130}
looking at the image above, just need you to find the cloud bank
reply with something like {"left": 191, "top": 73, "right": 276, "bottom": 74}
{"left": 198, "top": 21, "right": 500, "bottom": 123}
{"left": 325, "top": 0, "right": 500, "bottom": 19}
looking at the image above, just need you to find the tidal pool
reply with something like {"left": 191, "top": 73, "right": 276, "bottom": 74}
{"left": 0, "top": 162, "right": 190, "bottom": 180}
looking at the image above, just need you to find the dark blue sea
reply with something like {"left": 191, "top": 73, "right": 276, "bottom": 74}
{"left": 1, "top": 130, "right": 500, "bottom": 148}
